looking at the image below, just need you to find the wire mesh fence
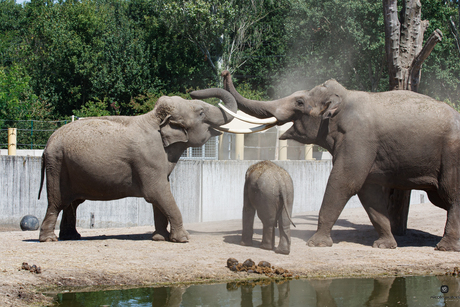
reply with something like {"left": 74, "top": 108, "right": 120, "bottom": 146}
{"left": 0, "top": 119, "right": 72, "bottom": 149}
{"left": 1, "top": 119, "right": 220, "bottom": 159}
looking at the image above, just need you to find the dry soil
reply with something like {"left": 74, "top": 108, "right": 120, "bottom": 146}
{"left": 0, "top": 202, "right": 459, "bottom": 306}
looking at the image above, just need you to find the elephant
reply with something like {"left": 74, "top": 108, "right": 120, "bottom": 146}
{"left": 242, "top": 160, "right": 295, "bottom": 255}
{"left": 191, "top": 70, "right": 460, "bottom": 252}
{"left": 37, "top": 89, "right": 237, "bottom": 243}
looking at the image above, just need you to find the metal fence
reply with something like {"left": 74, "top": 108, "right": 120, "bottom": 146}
{"left": 1, "top": 119, "right": 220, "bottom": 160}
{"left": 180, "top": 136, "right": 219, "bottom": 160}
{"left": 0, "top": 119, "right": 71, "bottom": 149}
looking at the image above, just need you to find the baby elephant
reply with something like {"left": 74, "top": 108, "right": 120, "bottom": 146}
{"left": 241, "top": 160, "right": 295, "bottom": 254}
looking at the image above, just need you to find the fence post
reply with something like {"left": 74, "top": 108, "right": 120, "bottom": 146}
{"left": 30, "top": 120, "right": 33, "bottom": 149}
{"left": 8, "top": 128, "right": 17, "bottom": 155}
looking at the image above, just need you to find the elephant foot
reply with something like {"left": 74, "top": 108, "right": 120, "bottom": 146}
{"left": 260, "top": 242, "right": 274, "bottom": 251}
{"left": 170, "top": 228, "right": 189, "bottom": 243}
{"left": 275, "top": 247, "right": 290, "bottom": 255}
{"left": 152, "top": 230, "right": 170, "bottom": 241}
{"left": 39, "top": 232, "right": 58, "bottom": 242}
{"left": 240, "top": 239, "right": 253, "bottom": 247}
{"left": 372, "top": 237, "right": 397, "bottom": 249}
{"left": 435, "top": 237, "right": 460, "bottom": 252}
{"left": 59, "top": 229, "right": 82, "bottom": 241}
{"left": 307, "top": 233, "right": 333, "bottom": 247}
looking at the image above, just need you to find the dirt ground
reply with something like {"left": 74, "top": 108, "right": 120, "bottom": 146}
{"left": 1, "top": 202, "right": 459, "bottom": 306}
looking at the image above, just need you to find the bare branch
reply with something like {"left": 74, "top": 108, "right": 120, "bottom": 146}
{"left": 409, "top": 29, "right": 443, "bottom": 92}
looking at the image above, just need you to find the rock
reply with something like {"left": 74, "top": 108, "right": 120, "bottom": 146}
{"left": 227, "top": 258, "right": 239, "bottom": 268}
{"left": 258, "top": 261, "right": 271, "bottom": 268}
{"left": 243, "top": 259, "right": 255, "bottom": 268}
{"left": 20, "top": 215, "right": 39, "bottom": 231}
{"left": 21, "top": 262, "right": 41, "bottom": 274}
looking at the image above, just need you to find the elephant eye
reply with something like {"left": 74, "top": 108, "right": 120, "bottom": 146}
{"left": 296, "top": 99, "right": 304, "bottom": 107}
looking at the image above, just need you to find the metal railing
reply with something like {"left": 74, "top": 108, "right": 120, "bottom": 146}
{"left": 0, "top": 119, "right": 71, "bottom": 149}
{"left": 1, "top": 118, "right": 220, "bottom": 160}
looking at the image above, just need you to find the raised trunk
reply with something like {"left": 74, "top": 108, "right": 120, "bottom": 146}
{"left": 190, "top": 88, "right": 237, "bottom": 126}
{"left": 221, "top": 70, "right": 281, "bottom": 119}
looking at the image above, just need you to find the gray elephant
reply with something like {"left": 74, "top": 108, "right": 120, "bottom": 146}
{"left": 38, "top": 89, "right": 237, "bottom": 243}
{"left": 192, "top": 70, "right": 460, "bottom": 252}
{"left": 242, "top": 161, "right": 295, "bottom": 255}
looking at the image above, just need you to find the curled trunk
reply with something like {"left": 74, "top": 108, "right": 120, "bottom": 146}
{"left": 221, "top": 70, "right": 281, "bottom": 119}
{"left": 191, "top": 88, "right": 237, "bottom": 126}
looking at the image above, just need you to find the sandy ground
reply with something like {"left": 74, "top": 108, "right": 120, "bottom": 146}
{"left": 0, "top": 202, "right": 459, "bottom": 306}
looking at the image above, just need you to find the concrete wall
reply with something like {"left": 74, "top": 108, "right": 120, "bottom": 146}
{"left": 0, "top": 149, "right": 44, "bottom": 157}
{"left": 0, "top": 156, "right": 428, "bottom": 229}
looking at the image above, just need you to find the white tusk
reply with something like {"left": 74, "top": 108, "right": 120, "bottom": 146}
{"left": 214, "top": 123, "right": 276, "bottom": 134}
{"left": 218, "top": 103, "right": 277, "bottom": 125}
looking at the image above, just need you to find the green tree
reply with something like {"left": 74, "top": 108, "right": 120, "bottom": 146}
{"left": 418, "top": 0, "right": 460, "bottom": 106}
{"left": 22, "top": 0, "right": 160, "bottom": 116}
{"left": 0, "top": 63, "right": 45, "bottom": 121}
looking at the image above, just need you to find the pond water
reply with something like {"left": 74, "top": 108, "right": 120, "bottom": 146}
{"left": 56, "top": 275, "right": 460, "bottom": 307}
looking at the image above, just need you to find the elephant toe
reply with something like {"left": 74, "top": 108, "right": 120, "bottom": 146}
{"left": 240, "top": 240, "right": 253, "bottom": 246}
{"left": 171, "top": 236, "right": 189, "bottom": 243}
{"left": 152, "top": 231, "right": 170, "bottom": 241}
{"left": 39, "top": 235, "right": 58, "bottom": 243}
{"left": 260, "top": 243, "right": 274, "bottom": 251}
{"left": 372, "top": 238, "right": 397, "bottom": 249}
{"left": 275, "top": 248, "right": 290, "bottom": 255}
{"left": 307, "top": 236, "right": 333, "bottom": 247}
{"left": 170, "top": 229, "right": 190, "bottom": 243}
{"left": 435, "top": 239, "right": 460, "bottom": 252}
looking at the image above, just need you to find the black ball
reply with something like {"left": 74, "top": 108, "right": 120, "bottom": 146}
{"left": 20, "top": 215, "right": 39, "bottom": 231}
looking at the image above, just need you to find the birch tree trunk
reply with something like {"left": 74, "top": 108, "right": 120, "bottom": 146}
{"left": 383, "top": 0, "right": 442, "bottom": 235}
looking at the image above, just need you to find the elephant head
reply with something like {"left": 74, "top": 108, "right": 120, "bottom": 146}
{"left": 191, "top": 70, "right": 347, "bottom": 150}
{"left": 154, "top": 88, "right": 238, "bottom": 148}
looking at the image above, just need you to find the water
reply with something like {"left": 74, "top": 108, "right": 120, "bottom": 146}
{"left": 56, "top": 275, "right": 460, "bottom": 307}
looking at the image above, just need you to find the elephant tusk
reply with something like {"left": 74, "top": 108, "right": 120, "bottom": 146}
{"left": 214, "top": 123, "right": 276, "bottom": 134}
{"left": 218, "top": 103, "right": 278, "bottom": 125}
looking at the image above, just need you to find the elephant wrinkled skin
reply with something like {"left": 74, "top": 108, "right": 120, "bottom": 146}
{"left": 192, "top": 71, "right": 460, "bottom": 252}
{"left": 38, "top": 89, "right": 237, "bottom": 243}
{"left": 242, "top": 161, "right": 295, "bottom": 255}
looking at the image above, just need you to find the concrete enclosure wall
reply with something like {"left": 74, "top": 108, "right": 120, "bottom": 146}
{"left": 0, "top": 156, "right": 428, "bottom": 229}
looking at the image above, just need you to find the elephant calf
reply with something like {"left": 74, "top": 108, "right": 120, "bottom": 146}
{"left": 242, "top": 161, "right": 295, "bottom": 255}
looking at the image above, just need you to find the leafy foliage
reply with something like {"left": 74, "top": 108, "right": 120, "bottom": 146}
{"left": 0, "top": 0, "right": 458, "bottom": 129}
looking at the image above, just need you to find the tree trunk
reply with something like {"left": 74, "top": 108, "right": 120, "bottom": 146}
{"left": 383, "top": 0, "right": 442, "bottom": 235}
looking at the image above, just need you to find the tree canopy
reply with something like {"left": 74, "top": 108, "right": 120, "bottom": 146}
{"left": 0, "top": 0, "right": 459, "bottom": 121}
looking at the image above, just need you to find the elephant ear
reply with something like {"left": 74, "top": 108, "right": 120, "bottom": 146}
{"left": 321, "top": 94, "right": 342, "bottom": 120}
{"left": 159, "top": 115, "right": 188, "bottom": 147}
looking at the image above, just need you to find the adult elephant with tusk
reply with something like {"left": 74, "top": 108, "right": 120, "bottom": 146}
{"left": 192, "top": 70, "right": 460, "bottom": 252}
{"left": 38, "top": 88, "right": 237, "bottom": 243}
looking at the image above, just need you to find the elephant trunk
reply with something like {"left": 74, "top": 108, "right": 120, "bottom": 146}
{"left": 190, "top": 88, "right": 237, "bottom": 126}
{"left": 221, "top": 70, "right": 283, "bottom": 121}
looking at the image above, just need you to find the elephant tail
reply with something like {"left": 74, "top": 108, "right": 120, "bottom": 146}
{"left": 38, "top": 152, "right": 46, "bottom": 200}
{"left": 277, "top": 193, "right": 296, "bottom": 228}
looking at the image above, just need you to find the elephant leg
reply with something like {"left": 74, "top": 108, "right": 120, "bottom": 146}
{"left": 275, "top": 209, "right": 292, "bottom": 255}
{"left": 436, "top": 203, "right": 460, "bottom": 252}
{"left": 39, "top": 172, "right": 64, "bottom": 242}
{"left": 358, "top": 183, "right": 397, "bottom": 249}
{"left": 59, "top": 199, "right": 84, "bottom": 240}
{"left": 428, "top": 190, "right": 460, "bottom": 251}
{"left": 152, "top": 205, "right": 170, "bottom": 241}
{"left": 307, "top": 157, "right": 371, "bottom": 247}
{"left": 143, "top": 180, "right": 189, "bottom": 243}
{"left": 260, "top": 222, "right": 275, "bottom": 251}
{"left": 39, "top": 203, "right": 61, "bottom": 242}
{"left": 241, "top": 186, "right": 256, "bottom": 246}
